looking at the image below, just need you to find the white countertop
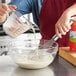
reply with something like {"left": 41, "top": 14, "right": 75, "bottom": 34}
{"left": 0, "top": 56, "right": 54, "bottom": 76}
{"left": 0, "top": 55, "right": 76, "bottom": 76}
{"left": 0, "top": 56, "right": 17, "bottom": 76}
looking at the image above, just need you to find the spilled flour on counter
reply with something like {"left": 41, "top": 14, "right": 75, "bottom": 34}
{"left": 14, "top": 50, "right": 54, "bottom": 69}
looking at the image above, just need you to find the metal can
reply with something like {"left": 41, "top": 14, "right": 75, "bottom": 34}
{"left": 69, "top": 18, "right": 76, "bottom": 52}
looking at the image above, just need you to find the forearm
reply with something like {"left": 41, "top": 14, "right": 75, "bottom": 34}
{"left": 66, "top": 3, "right": 76, "bottom": 17}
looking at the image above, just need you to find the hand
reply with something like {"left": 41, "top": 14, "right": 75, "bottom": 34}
{"left": 55, "top": 3, "right": 76, "bottom": 38}
{"left": 0, "top": 3, "right": 16, "bottom": 23}
{"left": 55, "top": 10, "right": 72, "bottom": 38}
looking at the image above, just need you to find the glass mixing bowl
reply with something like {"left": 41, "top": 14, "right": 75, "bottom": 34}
{"left": 8, "top": 40, "right": 58, "bottom": 69}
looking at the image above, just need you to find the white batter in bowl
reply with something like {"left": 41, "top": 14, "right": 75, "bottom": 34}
{"left": 8, "top": 42, "right": 58, "bottom": 69}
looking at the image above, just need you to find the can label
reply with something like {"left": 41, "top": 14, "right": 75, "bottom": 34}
{"left": 69, "top": 20, "right": 76, "bottom": 52}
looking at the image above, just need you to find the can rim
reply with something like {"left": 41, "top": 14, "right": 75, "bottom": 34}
{"left": 70, "top": 17, "right": 76, "bottom": 21}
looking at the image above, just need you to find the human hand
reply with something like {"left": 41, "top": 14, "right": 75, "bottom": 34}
{"left": 55, "top": 10, "right": 72, "bottom": 38}
{"left": 0, "top": 3, "right": 16, "bottom": 23}
{"left": 55, "top": 3, "right": 76, "bottom": 38}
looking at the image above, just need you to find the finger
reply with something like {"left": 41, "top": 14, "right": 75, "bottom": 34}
{"left": 2, "top": 3, "right": 10, "bottom": 12}
{"left": 2, "top": 4, "right": 16, "bottom": 12}
{"left": 0, "top": 9, "right": 8, "bottom": 15}
{"left": 62, "top": 26, "right": 69, "bottom": 32}
{"left": 57, "top": 25, "right": 66, "bottom": 35}
{"left": 55, "top": 26, "right": 62, "bottom": 38}
{"left": 0, "top": 12, "right": 5, "bottom": 16}
{"left": 69, "top": 21, "right": 73, "bottom": 26}
{"left": 64, "top": 22, "right": 72, "bottom": 30}
{"left": 68, "top": 21, "right": 73, "bottom": 29}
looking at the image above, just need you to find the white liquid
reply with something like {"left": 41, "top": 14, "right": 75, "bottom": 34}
{"left": 31, "top": 27, "right": 39, "bottom": 56}
{"left": 14, "top": 51, "right": 54, "bottom": 69}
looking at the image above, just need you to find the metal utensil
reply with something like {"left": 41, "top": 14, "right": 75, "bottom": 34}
{"left": 40, "top": 34, "right": 59, "bottom": 48}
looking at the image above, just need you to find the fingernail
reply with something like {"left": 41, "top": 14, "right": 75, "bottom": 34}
{"left": 63, "top": 32, "right": 66, "bottom": 35}
{"left": 69, "top": 27, "right": 71, "bottom": 30}
{"left": 66, "top": 30, "right": 69, "bottom": 32}
{"left": 59, "top": 35, "right": 62, "bottom": 38}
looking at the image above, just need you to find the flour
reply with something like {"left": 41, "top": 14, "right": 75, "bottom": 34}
{"left": 14, "top": 50, "right": 54, "bottom": 69}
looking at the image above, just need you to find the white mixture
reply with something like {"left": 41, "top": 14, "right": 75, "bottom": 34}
{"left": 14, "top": 51, "right": 54, "bottom": 69}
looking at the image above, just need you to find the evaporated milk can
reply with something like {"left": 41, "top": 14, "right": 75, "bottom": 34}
{"left": 69, "top": 18, "right": 76, "bottom": 52}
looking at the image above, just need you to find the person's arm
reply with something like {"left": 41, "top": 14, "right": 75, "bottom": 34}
{"left": 8, "top": 0, "right": 33, "bottom": 14}
{"left": 55, "top": 3, "right": 76, "bottom": 38}
{"left": 67, "top": 3, "right": 76, "bottom": 16}
{"left": 0, "top": 0, "right": 33, "bottom": 24}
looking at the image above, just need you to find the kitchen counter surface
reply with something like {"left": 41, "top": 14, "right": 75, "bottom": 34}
{"left": 0, "top": 55, "right": 76, "bottom": 76}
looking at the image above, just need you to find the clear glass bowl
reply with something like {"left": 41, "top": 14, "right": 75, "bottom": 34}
{"left": 8, "top": 40, "right": 58, "bottom": 69}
